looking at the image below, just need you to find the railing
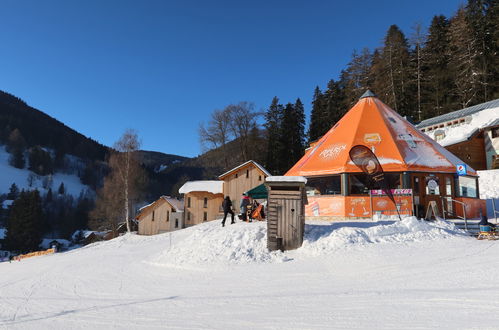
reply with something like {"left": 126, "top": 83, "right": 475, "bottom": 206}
{"left": 441, "top": 197, "right": 468, "bottom": 230}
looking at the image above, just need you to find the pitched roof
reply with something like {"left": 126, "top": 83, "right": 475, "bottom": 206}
{"left": 135, "top": 196, "right": 184, "bottom": 220}
{"left": 161, "top": 196, "right": 184, "bottom": 211}
{"left": 416, "top": 98, "right": 499, "bottom": 128}
{"left": 218, "top": 160, "right": 271, "bottom": 179}
{"left": 286, "top": 95, "right": 477, "bottom": 177}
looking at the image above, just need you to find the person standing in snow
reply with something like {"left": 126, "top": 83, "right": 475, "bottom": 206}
{"left": 240, "top": 193, "right": 250, "bottom": 222}
{"left": 221, "top": 196, "right": 235, "bottom": 227}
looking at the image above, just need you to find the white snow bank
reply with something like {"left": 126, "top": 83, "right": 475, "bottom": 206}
{"left": 267, "top": 176, "right": 307, "bottom": 183}
{"left": 301, "top": 217, "right": 464, "bottom": 256}
{"left": 146, "top": 216, "right": 463, "bottom": 267}
{"left": 478, "top": 169, "right": 499, "bottom": 199}
{"left": 148, "top": 221, "right": 289, "bottom": 266}
{"left": 178, "top": 180, "right": 223, "bottom": 194}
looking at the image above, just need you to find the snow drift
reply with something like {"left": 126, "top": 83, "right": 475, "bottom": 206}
{"left": 146, "top": 217, "right": 465, "bottom": 267}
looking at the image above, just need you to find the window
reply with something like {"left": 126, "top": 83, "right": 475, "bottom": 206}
{"left": 306, "top": 176, "right": 341, "bottom": 196}
{"left": 152, "top": 210, "right": 155, "bottom": 221}
{"left": 235, "top": 173, "right": 238, "bottom": 178}
{"left": 175, "top": 219, "right": 179, "bottom": 228}
{"left": 203, "top": 212, "right": 207, "bottom": 221}
{"left": 445, "top": 177, "right": 452, "bottom": 196}
{"left": 203, "top": 197, "right": 208, "bottom": 208}
{"left": 458, "top": 176, "right": 478, "bottom": 198}
{"left": 246, "top": 169, "right": 249, "bottom": 178}
{"left": 492, "top": 127, "right": 499, "bottom": 139}
{"left": 258, "top": 175, "right": 262, "bottom": 181}
{"left": 187, "top": 212, "right": 191, "bottom": 221}
{"left": 348, "top": 173, "right": 401, "bottom": 195}
{"left": 425, "top": 176, "right": 440, "bottom": 195}
{"left": 167, "top": 210, "right": 170, "bottom": 222}
{"left": 187, "top": 197, "right": 191, "bottom": 208}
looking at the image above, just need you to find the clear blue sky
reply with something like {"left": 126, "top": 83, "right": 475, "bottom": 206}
{"left": 0, "top": 0, "right": 463, "bottom": 158}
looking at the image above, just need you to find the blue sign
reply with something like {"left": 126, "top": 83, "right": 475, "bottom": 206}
{"left": 456, "top": 164, "right": 467, "bottom": 176}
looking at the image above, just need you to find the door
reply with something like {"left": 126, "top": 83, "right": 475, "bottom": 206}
{"left": 411, "top": 173, "right": 442, "bottom": 218}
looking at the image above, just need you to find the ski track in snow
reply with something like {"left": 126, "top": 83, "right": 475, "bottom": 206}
{"left": 1, "top": 218, "right": 499, "bottom": 329}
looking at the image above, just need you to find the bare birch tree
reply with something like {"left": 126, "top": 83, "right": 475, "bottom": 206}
{"left": 199, "top": 108, "right": 233, "bottom": 168}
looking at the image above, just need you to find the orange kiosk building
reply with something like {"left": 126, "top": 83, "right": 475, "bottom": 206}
{"left": 286, "top": 91, "right": 485, "bottom": 220}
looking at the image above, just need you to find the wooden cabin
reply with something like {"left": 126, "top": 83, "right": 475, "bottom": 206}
{"left": 136, "top": 196, "right": 184, "bottom": 235}
{"left": 417, "top": 98, "right": 499, "bottom": 170}
{"left": 178, "top": 181, "right": 224, "bottom": 227}
{"left": 219, "top": 160, "right": 270, "bottom": 212}
{"left": 286, "top": 91, "right": 486, "bottom": 220}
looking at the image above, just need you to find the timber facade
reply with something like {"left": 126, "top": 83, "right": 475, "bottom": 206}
{"left": 136, "top": 197, "right": 183, "bottom": 235}
{"left": 183, "top": 191, "right": 223, "bottom": 227}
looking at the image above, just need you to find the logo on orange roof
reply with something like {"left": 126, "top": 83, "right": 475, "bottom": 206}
{"left": 364, "top": 133, "right": 381, "bottom": 145}
{"left": 319, "top": 143, "right": 346, "bottom": 160}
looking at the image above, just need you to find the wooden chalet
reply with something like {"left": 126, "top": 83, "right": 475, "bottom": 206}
{"left": 136, "top": 196, "right": 184, "bottom": 235}
{"left": 417, "top": 98, "right": 499, "bottom": 170}
{"left": 178, "top": 181, "right": 223, "bottom": 227}
{"left": 219, "top": 160, "right": 270, "bottom": 212}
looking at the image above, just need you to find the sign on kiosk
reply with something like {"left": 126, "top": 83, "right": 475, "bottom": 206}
{"left": 456, "top": 164, "right": 467, "bottom": 176}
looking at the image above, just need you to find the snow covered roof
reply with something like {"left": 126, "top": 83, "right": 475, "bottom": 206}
{"left": 266, "top": 176, "right": 307, "bottom": 184}
{"left": 178, "top": 180, "right": 223, "bottom": 195}
{"left": 1, "top": 200, "right": 13, "bottom": 209}
{"left": 218, "top": 160, "right": 271, "bottom": 179}
{"left": 39, "top": 239, "right": 70, "bottom": 249}
{"left": 417, "top": 98, "right": 499, "bottom": 128}
{"left": 161, "top": 196, "right": 184, "bottom": 211}
{"left": 71, "top": 230, "right": 96, "bottom": 241}
{"left": 418, "top": 105, "right": 499, "bottom": 147}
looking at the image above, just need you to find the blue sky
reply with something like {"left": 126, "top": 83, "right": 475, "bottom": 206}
{"left": 0, "top": 0, "right": 463, "bottom": 158}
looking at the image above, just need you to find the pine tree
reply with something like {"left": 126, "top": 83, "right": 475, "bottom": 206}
{"left": 264, "top": 97, "right": 284, "bottom": 175}
{"left": 58, "top": 182, "right": 65, "bottom": 195}
{"left": 308, "top": 87, "right": 325, "bottom": 143}
{"left": 7, "top": 183, "right": 19, "bottom": 200}
{"left": 7, "top": 129, "right": 26, "bottom": 169}
{"left": 278, "top": 100, "right": 305, "bottom": 174}
{"left": 421, "top": 15, "right": 454, "bottom": 118}
{"left": 341, "top": 48, "right": 372, "bottom": 107}
{"left": 5, "top": 190, "right": 43, "bottom": 253}
{"left": 323, "top": 79, "right": 346, "bottom": 128}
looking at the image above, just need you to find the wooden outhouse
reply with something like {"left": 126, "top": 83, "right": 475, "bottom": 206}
{"left": 179, "top": 181, "right": 224, "bottom": 227}
{"left": 219, "top": 160, "right": 270, "bottom": 212}
{"left": 265, "top": 176, "right": 307, "bottom": 251}
{"left": 136, "top": 196, "right": 184, "bottom": 235}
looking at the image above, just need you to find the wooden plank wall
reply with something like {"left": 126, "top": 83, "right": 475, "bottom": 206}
{"left": 184, "top": 192, "right": 224, "bottom": 227}
{"left": 138, "top": 200, "right": 174, "bottom": 235}
{"left": 445, "top": 135, "right": 486, "bottom": 170}
{"left": 267, "top": 186, "right": 305, "bottom": 251}
{"left": 223, "top": 164, "right": 267, "bottom": 212}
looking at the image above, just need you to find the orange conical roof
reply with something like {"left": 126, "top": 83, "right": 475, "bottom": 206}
{"left": 286, "top": 93, "right": 476, "bottom": 176}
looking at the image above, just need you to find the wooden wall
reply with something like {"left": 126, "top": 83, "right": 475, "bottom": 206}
{"left": 138, "top": 199, "right": 176, "bottom": 235}
{"left": 222, "top": 164, "right": 267, "bottom": 212}
{"left": 266, "top": 183, "right": 306, "bottom": 251}
{"left": 445, "top": 135, "right": 486, "bottom": 170}
{"left": 184, "top": 191, "right": 224, "bottom": 227}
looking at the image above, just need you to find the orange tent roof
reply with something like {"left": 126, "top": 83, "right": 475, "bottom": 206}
{"left": 286, "top": 93, "right": 476, "bottom": 177}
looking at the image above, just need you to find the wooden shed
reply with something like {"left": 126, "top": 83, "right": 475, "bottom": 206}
{"left": 219, "top": 160, "right": 271, "bottom": 212}
{"left": 136, "top": 196, "right": 184, "bottom": 235}
{"left": 179, "top": 181, "right": 224, "bottom": 227}
{"left": 265, "top": 176, "right": 307, "bottom": 251}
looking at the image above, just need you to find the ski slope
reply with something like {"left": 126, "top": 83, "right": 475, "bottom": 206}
{"left": 1, "top": 218, "right": 499, "bottom": 329}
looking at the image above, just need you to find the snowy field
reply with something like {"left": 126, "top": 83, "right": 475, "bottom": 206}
{"left": 0, "top": 146, "right": 91, "bottom": 197}
{"left": 2, "top": 218, "right": 499, "bottom": 329}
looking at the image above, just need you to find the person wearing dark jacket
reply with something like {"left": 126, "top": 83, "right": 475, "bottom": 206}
{"left": 221, "top": 196, "right": 235, "bottom": 227}
{"left": 240, "top": 193, "right": 250, "bottom": 221}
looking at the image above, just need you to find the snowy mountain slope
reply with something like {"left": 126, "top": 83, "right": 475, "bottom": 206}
{"left": 2, "top": 218, "right": 499, "bottom": 329}
{"left": 0, "top": 146, "right": 91, "bottom": 197}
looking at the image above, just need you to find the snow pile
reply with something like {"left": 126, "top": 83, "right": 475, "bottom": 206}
{"left": 300, "top": 216, "right": 463, "bottom": 256}
{"left": 148, "top": 221, "right": 289, "bottom": 266}
{"left": 478, "top": 169, "right": 499, "bottom": 199}
{"left": 147, "top": 216, "right": 464, "bottom": 266}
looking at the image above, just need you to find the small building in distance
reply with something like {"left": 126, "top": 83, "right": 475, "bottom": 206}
{"left": 136, "top": 196, "right": 184, "bottom": 235}
{"left": 416, "top": 98, "right": 499, "bottom": 170}
{"left": 219, "top": 160, "right": 271, "bottom": 212}
{"left": 179, "top": 181, "right": 223, "bottom": 227}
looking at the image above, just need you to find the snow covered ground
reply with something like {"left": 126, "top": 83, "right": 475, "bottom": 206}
{"left": 0, "top": 146, "right": 91, "bottom": 197}
{"left": 2, "top": 218, "right": 499, "bottom": 329}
